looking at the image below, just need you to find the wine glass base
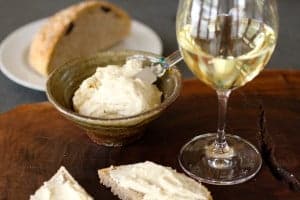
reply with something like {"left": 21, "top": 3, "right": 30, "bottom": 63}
{"left": 179, "top": 133, "right": 262, "bottom": 185}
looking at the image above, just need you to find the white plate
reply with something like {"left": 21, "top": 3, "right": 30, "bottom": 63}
{"left": 0, "top": 19, "right": 163, "bottom": 91}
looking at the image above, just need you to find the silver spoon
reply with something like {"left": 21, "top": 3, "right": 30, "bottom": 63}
{"left": 128, "top": 50, "right": 183, "bottom": 84}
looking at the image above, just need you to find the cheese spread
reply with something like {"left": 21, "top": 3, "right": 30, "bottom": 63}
{"left": 72, "top": 59, "right": 162, "bottom": 118}
{"left": 109, "top": 161, "right": 211, "bottom": 200}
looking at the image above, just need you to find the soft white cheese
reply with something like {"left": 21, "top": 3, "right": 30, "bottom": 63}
{"left": 30, "top": 166, "right": 93, "bottom": 200}
{"left": 72, "top": 59, "right": 162, "bottom": 118}
{"left": 109, "top": 161, "right": 211, "bottom": 200}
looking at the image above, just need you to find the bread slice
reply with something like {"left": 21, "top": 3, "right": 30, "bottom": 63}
{"left": 29, "top": 0, "right": 131, "bottom": 76}
{"left": 30, "top": 166, "right": 93, "bottom": 200}
{"left": 98, "top": 161, "right": 213, "bottom": 200}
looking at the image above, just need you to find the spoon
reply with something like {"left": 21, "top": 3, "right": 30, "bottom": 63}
{"left": 128, "top": 50, "right": 183, "bottom": 84}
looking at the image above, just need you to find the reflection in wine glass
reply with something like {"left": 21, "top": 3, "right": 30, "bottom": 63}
{"left": 177, "top": 0, "right": 278, "bottom": 185}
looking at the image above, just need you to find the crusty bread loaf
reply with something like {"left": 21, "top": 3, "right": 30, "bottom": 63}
{"left": 98, "top": 162, "right": 213, "bottom": 200}
{"left": 29, "top": 0, "right": 131, "bottom": 76}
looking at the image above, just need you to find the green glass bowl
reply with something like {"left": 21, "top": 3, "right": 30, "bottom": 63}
{"left": 46, "top": 50, "right": 182, "bottom": 146}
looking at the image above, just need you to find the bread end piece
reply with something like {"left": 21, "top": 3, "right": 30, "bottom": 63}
{"left": 29, "top": 0, "right": 131, "bottom": 76}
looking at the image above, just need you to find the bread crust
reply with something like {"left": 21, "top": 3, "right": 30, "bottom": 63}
{"left": 98, "top": 165, "right": 213, "bottom": 200}
{"left": 29, "top": 0, "right": 131, "bottom": 76}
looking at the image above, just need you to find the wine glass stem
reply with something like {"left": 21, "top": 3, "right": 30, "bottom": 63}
{"left": 216, "top": 90, "right": 231, "bottom": 149}
{"left": 206, "top": 90, "right": 233, "bottom": 169}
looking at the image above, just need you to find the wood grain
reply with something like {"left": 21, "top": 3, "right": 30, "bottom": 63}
{"left": 0, "top": 70, "right": 299, "bottom": 200}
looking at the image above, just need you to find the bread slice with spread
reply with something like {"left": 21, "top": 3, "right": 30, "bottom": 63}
{"left": 98, "top": 161, "right": 213, "bottom": 200}
{"left": 30, "top": 166, "right": 93, "bottom": 200}
{"left": 29, "top": 0, "right": 131, "bottom": 76}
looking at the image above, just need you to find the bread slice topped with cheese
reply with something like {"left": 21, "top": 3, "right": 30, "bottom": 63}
{"left": 30, "top": 166, "right": 93, "bottom": 200}
{"left": 29, "top": 0, "right": 131, "bottom": 76}
{"left": 98, "top": 161, "right": 213, "bottom": 200}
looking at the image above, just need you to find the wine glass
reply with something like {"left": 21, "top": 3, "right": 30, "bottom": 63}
{"left": 176, "top": 0, "right": 278, "bottom": 185}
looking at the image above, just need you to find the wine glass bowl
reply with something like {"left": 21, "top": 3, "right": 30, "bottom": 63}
{"left": 177, "top": 0, "right": 278, "bottom": 185}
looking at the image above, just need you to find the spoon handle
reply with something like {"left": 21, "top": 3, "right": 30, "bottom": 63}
{"left": 130, "top": 50, "right": 183, "bottom": 84}
{"left": 160, "top": 50, "right": 183, "bottom": 69}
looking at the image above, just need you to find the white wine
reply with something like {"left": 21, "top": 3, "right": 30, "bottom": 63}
{"left": 177, "top": 16, "right": 276, "bottom": 90}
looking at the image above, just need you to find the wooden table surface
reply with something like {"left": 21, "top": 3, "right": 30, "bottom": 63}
{"left": 0, "top": 70, "right": 299, "bottom": 200}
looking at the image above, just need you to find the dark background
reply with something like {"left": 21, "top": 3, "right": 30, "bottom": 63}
{"left": 0, "top": 0, "right": 299, "bottom": 112}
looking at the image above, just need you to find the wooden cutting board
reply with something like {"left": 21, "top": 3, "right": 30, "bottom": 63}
{"left": 0, "top": 70, "right": 299, "bottom": 200}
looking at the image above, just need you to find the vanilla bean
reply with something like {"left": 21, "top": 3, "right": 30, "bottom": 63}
{"left": 258, "top": 105, "right": 300, "bottom": 191}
